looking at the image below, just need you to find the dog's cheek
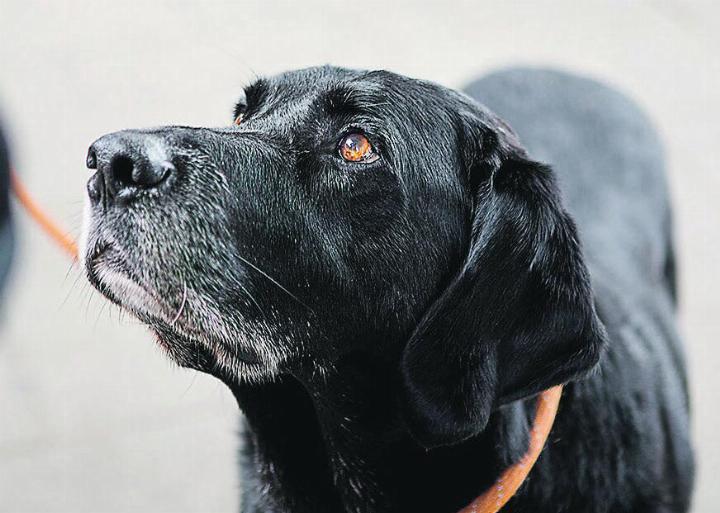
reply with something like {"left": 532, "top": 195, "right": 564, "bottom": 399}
{"left": 346, "top": 180, "right": 404, "bottom": 243}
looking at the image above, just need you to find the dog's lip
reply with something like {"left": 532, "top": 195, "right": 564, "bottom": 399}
{"left": 86, "top": 252, "right": 268, "bottom": 372}
{"left": 84, "top": 241, "right": 158, "bottom": 309}
{"left": 84, "top": 239, "right": 182, "bottom": 321}
{"left": 84, "top": 240, "right": 110, "bottom": 286}
{"left": 88, "top": 240, "right": 110, "bottom": 263}
{"left": 84, "top": 240, "right": 266, "bottom": 369}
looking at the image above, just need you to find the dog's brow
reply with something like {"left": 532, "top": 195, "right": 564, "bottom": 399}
{"left": 322, "top": 86, "right": 360, "bottom": 115}
{"left": 321, "top": 85, "right": 383, "bottom": 116}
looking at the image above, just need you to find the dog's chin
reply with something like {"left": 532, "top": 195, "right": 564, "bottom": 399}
{"left": 85, "top": 246, "right": 167, "bottom": 322}
{"left": 85, "top": 246, "right": 277, "bottom": 382}
{"left": 152, "top": 326, "right": 276, "bottom": 383}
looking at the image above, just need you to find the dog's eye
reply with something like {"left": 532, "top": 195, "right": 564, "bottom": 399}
{"left": 339, "top": 133, "right": 378, "bottom": 163}
{"left": 233, "top": 114, "right": 244, "bottom": 125}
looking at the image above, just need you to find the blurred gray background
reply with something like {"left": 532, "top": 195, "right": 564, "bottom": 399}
{"left": 0, "top": 1, "right": 717, "bottom": 511}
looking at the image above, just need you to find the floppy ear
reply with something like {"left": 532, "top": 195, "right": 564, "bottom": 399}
{"left": 400, "top": 114, "right": 607, "bottom": 449}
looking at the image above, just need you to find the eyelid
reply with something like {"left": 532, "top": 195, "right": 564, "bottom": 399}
{"left": 338, "top": 124, "right": 380, "bottom": 148}
{"left": 338, "top": 119, "right": 385, "bottom": 143}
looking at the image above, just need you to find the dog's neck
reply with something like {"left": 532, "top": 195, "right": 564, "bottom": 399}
{"left": 228, "top": 352, "right": 532, "bottom": 513}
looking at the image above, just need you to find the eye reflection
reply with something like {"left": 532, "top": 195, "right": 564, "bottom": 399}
{"left": 339, "top": 133, "right": 378, "bottom": 163}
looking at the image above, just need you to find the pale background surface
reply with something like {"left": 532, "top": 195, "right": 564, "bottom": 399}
{"left": 0, "top": 1, "right": 717, "bottom": 511}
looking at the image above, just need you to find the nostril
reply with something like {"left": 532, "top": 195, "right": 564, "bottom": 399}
{"left": 110, "top": 155, "right": 136, "bottom": 187}
{"left": 131, "top": 160, "right": 175, "bottom": 187}
{"left": 88, "top": 133, "right": 175, "bottom": 206}
{"left": 86, "top": 148, "right": 97, "bottom": 169}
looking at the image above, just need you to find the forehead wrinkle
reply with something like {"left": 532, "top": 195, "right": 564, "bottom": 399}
{"left": 320, "top": 84, "right": 377, "bottom": 114}
{"left": 319, "top": 80, "right": 392, "bottom": 119}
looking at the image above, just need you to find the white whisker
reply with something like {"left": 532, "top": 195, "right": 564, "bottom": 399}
{"left": 236, "top": 254, "right": 312, "bottom": 312}
{"left": 171, "top": 281, "right": 188, "bottom": 325}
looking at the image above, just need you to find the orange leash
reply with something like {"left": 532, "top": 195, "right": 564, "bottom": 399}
{"left": 458, "top": 386, "right": 563, "bottom": 513}
{"left": 9, "top": 167, "right": 562, "bottom": 513}
{"left": 10, "top": 168, "right": 78, "bottom": 259}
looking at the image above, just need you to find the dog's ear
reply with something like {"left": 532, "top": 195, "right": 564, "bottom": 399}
{"left": 400, "top": 110, "right": 607, "bottom": 449}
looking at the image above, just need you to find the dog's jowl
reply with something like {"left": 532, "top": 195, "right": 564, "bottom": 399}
{"left": 82, "top": 67, "right": 694, "bottom": 513}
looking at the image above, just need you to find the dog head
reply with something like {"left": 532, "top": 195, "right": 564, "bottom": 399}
{"left": 82, "top": 66, "right": 605, "bottom": 446}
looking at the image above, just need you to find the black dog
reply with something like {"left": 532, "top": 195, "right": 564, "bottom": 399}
{"left": 82, "top": 67, "right": 694, "bottom": 513}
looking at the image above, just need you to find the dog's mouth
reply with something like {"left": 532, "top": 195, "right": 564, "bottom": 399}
{"left": 87, "top": 240, "right": 110, "bottom": 267}
{"left": 84, "top": 238, "right": 268, "bottom": 371}
{"left": 85, "top": 239, "right": 172, "bottom": 323}
{"left": 84, "top": 240, "right": 118, "bottom": 300}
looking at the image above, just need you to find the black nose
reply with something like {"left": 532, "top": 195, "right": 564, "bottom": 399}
{"left": 86, "top": 132, "right": 175, "bottom": 206}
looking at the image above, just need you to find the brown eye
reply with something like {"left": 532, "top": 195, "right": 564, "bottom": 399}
{"left": 233, "top": 113, "right": 244, "bottom": 125}
{"left": 339, "top": 133, "right": 378, "bottom": 163}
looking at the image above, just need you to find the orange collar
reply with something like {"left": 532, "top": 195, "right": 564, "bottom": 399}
{"left": 459, "top": 386, "right": 563, "bottom": 513}
{"left": 10, "top": 168, "right": 563, "bottom": 513}
{"left": 11, "top": 169, "right": 78, "bottom": 258}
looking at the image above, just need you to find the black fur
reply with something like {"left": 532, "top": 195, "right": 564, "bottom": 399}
{"left": 83, "top": 67, "right": 693, "bottom": 512}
